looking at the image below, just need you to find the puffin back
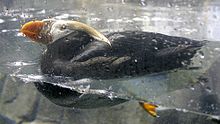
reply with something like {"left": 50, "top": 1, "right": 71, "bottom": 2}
{"left": 40, "top": 31, "right": 206, "bottom": 79}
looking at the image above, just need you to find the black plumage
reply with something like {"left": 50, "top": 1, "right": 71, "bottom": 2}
{"left": 40, "top": 31, "right": 205, "bottom": 80}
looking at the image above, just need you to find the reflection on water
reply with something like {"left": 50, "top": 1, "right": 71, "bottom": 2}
{"left": 0, "top": 0, "right": 220, "bottom": 124}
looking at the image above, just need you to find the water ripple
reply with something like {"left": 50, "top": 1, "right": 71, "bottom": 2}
{"left": 0, "top": 19, "right": 5, "bottom": 23}
{"left": 5, "top": 61, "right": 37, "bottom": 67}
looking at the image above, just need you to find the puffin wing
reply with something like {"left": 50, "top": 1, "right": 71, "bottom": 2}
{"left": 42, "top": 31, "right": 207, "bottom": 79}
{"left": 155, "top": 43, "right": 206, "bottom": 57}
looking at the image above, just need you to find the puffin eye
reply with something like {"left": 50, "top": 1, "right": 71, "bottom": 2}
{"left": 60, "top": 24, "right": 67, "bottom": 30}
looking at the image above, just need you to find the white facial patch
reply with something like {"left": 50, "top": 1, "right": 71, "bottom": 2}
{"left": 46, "top": 20, "right": 111, "bottom": 46}
{"left": 49, "top": 20, "right": 73, "bottom": 42}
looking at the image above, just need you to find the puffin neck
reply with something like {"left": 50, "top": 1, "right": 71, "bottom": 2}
{"left": 46, "top": 31, "right": 95, "bottom": 61}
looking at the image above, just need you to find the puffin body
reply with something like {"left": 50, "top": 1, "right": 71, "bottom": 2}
{"left": 20, "top": 19, "right": 220, "bottom": 117}
{"left": 41, "top": 30, "right": 204, "bottom": 80}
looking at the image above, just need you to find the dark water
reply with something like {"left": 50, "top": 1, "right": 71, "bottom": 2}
{"left": 0, "top": 0, "right": 220, "bottom": 124}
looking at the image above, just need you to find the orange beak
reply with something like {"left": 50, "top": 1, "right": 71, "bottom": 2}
{"left": 20, "top": 20, "right": 44, "bottom": 41}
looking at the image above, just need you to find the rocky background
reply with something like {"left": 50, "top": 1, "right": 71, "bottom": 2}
{"left": 0, "top": 0, "right": 220, "bottom": 124}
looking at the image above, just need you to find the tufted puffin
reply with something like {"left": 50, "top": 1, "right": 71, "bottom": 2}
{"left": 20, "top": 19, "right": 220, "bottom": 117}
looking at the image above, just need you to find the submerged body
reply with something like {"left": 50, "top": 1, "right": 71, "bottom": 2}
{"left": 20, "top": 20, "right": 220, "bottom": 118}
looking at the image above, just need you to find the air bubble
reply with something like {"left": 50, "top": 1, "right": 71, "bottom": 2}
{"left": 65, "top": 38, "right": 69, "bottom": 42}
{"left": 152, "top": 39, "right": 157, "bottom": 43}
{"left": 205, "top": 87, "right": 212, "bottom": 93}
{"left": 140, "top": 0, "right": 146, "bottom": 6}
{"left": 198, "top": 51, "right": 204, "bottom": 59}
{"left": 190, "top": 87, "right": 195, "bottom": 91}
{"left": 182, "top": 109, "right": 188, "bottom": 113}
{"left": 167, "top": 2, "right": 172, "bottom": 8}
{"left": 107, "top": 7, "right": 113, "bottom": 12}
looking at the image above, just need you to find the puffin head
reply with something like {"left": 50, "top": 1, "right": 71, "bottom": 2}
{"left": 20, "top": 19, "right": 111, "bottom": 46}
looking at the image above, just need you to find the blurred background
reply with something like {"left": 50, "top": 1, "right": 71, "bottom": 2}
{"left": 0, "top": 0, "right": 220, "bottom": 124}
